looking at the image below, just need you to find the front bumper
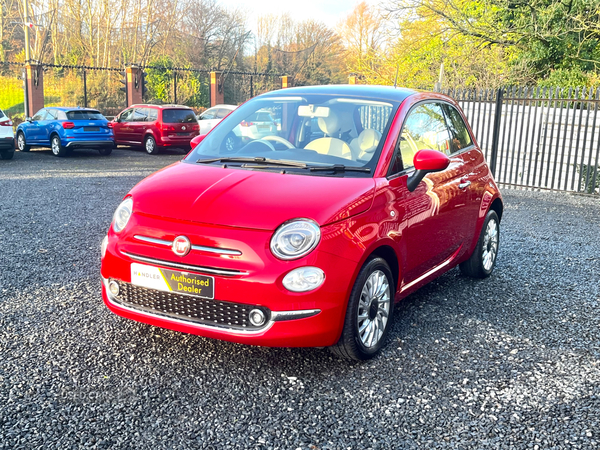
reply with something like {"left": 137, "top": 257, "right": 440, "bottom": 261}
{"left": 65, "top": 140, "right": 115, "bottom": 149}
{"left": 100, "top": 217, "right": 358, "bottom": 347}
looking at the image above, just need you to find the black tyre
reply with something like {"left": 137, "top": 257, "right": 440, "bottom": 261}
{"left": 17, "top": 132, "right": 30, "bottom": 152}
{"left": 144, "top": 135, "right": 159, "bottom": 155}
{"left": 98, "top": 147, "right": 112, "bottom": 156}
{"left": 460, "top": 209, "right": 500, "bottom": 278}
{"left": 0, "top": 149, "right": 14, "bottom": 160}
{"left": 330, "top": 257, "right": 395, "bottom": 361}
{"left": 51, "top": 135, "right": 67, "bottom": 157}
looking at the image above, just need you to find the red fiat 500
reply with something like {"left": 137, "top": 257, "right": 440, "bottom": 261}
{"left": 101, "top": 85, "right": 502, "bottom": 360}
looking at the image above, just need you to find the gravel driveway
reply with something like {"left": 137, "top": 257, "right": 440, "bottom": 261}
{"left": 1, "top": 147, "right": 599, "bottom": 449}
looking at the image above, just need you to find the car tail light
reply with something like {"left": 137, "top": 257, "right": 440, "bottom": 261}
{"left": 192, "top": 124, "right": 199, "bottom": 131}
{"left": 0, "top": 119, "right": 12, "bottom": 126}
{"left": 62, "top": 121, "right": 75, "bottom": 129}
{"left": 107, "top": 122, "right": 114, "bottom": 128}
{"left": 161, "top": 124, "right": 176, "bottom": 131}
{"left": 240, "top": 121, "right": 253, "bottom": 127}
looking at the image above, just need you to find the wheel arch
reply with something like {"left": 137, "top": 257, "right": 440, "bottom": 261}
{"left": 365, "top": 244, "right": 400, "bottom": 294}
{"left": 490, "top": 197, "right": 503, "bottom": 222}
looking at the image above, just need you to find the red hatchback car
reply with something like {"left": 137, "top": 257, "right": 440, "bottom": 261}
{"left": 101, "top": 85, "right": 503, "bottom": 360}
{"left": 112, "top": 104, "right": 199, "bottom": 154}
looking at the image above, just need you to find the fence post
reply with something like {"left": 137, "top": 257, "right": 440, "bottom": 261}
{"left": 210, "top": 71, "right": 224, "bottom": 107}
{"left": 83, "top": 70, "right": 87, "bottom": 108}
{"left": 489, "top": 87, "right": 504, "bottom": 177}
{"left": 125, "top": 66, "right": 144, "bottom": 106}
{"left": 349, "top": 75, "right": 357, "bottom": 85}
{"left": 173, "top": 71, "right": 177, "bottom": 104}
{"left": 24, "top": 63, "right": 44, "bottom": 117}
{"left": 281, "top": 76, "right": 291, "bottom": 89}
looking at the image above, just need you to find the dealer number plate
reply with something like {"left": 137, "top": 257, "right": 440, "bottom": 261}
{"left": 130, "top": 263, "right": 214, "bottom": 299}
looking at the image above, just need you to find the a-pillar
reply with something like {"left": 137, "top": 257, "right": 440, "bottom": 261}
{"left": 126, "top": 66, "right": 144, "bottom": 106}
{"left": 210, "top": 72, "right": 224, "bottom": 107}
{"left": 24, "top": 63, "right": 44, "bottom": 117}
{"left": 280, "top": 76, "right": 291, "bottom": 89}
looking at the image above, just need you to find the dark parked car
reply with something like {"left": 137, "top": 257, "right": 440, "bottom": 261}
{"left": 16, "top": 107, "right": 114, "bottom": 157}
{"left": 112, "top": 104, "right": 199, "bottom": 154}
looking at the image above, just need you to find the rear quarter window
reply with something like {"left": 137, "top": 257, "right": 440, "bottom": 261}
{"left": 0, "top": 109, "right": 5, "bottom": 118}
{"left": 162, "top": 109, "right": 196, "bottom": 124}
{"left": 67, "top": 110, "right": 105, "bottom": 120}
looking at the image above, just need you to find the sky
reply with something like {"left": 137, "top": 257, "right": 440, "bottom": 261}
{"left": 218, "top": 0, "right": 377, "bottom": 30}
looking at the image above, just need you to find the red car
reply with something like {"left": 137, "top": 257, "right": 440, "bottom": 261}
{"left": 112, "top": 104, "right": 199, "bottom": 154}
{"left": 101, "top": 85, "right": 502, "bottom": 360}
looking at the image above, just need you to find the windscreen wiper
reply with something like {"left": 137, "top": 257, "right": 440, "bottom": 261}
{"left": 196, "top": 157, "right": 308, "bottom": 168}
{"left": 308, "top": 164, "right": 371, "bottom": 173}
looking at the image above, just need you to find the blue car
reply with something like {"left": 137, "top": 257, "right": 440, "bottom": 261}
{"left": 16, "top": 107, "right": 115, "bottom": 157}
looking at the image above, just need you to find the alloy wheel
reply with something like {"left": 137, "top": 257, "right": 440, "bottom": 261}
{"left": 357, "top": 270, "right": 391, "bottom": 348}
{"left": 18, "top": 134, "right": 24, "bottom": 150}
{"left": 51, "top": 137, "right": 60, "bottom": 155}
{"left": 482, "top": 218, "right": 499, "bottom": 271}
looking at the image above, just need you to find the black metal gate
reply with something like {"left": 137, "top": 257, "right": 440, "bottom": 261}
{"left": 442, "top": 87, "right": 600, "bottom": 195}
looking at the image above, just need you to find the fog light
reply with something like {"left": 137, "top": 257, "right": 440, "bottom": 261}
{"left": 282, "top": 267, "right": 325, "bottom": 292}
{"left": 108, "top": 280, "right": 120, "bottom": 296}
{"left": 249, "top": 309, "right": 266, "bottom": 327}
{"left": 101, "top": 235, "right": 108, "bottom": 259}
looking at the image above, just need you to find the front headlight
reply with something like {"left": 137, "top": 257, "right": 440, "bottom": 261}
{"left": 112, "top": 197, "right": 133, "bottom": 233}
{"left": 270, "top": 219, "right": 321, "bottom": 260}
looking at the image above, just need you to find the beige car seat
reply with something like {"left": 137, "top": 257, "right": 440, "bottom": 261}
{"left": 304, "top": 111, "right": 352, "bottom": 159}
{"left": 350, "top": 129, "right": 381, "bottom": 160}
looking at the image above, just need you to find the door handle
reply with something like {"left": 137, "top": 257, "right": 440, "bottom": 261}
{"left": 458, "top": 180, "right": 471, "bottom": 189}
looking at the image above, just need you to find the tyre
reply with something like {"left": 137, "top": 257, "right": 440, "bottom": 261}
{"left": 460, "top": 209, "right": 500, "bottom": 278}
{"left": 51, "top": 135, "right": 67, "bottom": 157}
{"left": 0, "top": 149, "right": 14, "bottom": 160}
{"left": 17, "top": 132, "right": 30, "bottom": 152}
{"left": 144, "top": 135, "right": 159, "bottom": 155}
{"left": 98, "top": 147, "right": 112, "bottom": 156}
{"left": 330, "top": 257, "right": 395, "bottom": 361}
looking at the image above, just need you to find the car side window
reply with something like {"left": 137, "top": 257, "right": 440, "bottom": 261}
{"left": 132, "top": 109, "right": 147, "bottom": 122}
{"left": 202, "top": 109, "right": 216, "bottom": 120}
{"left": 146, "top": 108, "right": 158, "bottom": 122}
{"left": 443, "top": 105, "right": 473, "bottom": 154}
{"left": 120, "top": 109, "right": 134, "bottom": 122}
{"left": 390, "top": 103, "right": 451, "bottom": 174}
{"left": 32, "top": 109, "right": 47, "bottom": 121}
{"left": 216, "top": 109, "right": 229, "bottom": 119}
{"left": 45, "top": 109, "right": 57, "bottom": 120}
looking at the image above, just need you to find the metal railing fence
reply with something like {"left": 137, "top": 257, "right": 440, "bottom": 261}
{"left": 444, "top": 87, "right": 600, "bottom": 195}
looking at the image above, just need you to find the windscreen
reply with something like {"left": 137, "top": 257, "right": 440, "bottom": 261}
{"left": 186, "top": 94, "right": 398, "bottom": 174}
{"left": 66, "top": 110, "right": 104, "bottom": 120}
{"left": 163, "top": 109, "right": 197, "bottom": 124}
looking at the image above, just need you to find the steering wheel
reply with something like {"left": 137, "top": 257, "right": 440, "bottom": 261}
{"left": 260, "top": 135, "right": 294, "bottom": 149}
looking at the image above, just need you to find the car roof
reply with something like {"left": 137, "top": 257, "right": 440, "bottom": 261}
{"left": 260, "top": 84, "right": 419, "bottom": 102}
{"left": 209, "top": 104, "right": 237, "bottom": 109}
{"left": 49, "top": 107, "right": 102, "bottom": 112}
{"left": 130, "top": 104, "right": 192, "bottom": 109}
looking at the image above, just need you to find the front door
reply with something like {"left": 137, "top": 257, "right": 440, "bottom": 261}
{"left": 386, "top": 102, "right": 472, "bottom": 284}
{"left": 113, "top": 108, "right": 135, "bottom": 144}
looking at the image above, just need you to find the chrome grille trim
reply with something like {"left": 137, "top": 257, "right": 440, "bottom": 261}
{"left": 121, "top": 251, "right": 249, "bottom": 276}
{"left": 134, "top": 234, "right": 242, "bottom": 256}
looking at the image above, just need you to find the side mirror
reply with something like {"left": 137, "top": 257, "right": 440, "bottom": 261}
{"left": 190, "top": 134, "right": 207, "bottom": 148}
{"left": 26, "top": 117, "right": 32, "bottom": 122}
{"left": 114, "top": 117, "right": 121, "bottom": 123}
{"left": 406, "top": 149, "right": 450, "bottom": 192}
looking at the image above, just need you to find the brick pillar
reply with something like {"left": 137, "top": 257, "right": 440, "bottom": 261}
{"left": 25, "top": 63, "right": 44, "bottom": 117}
{"left": 210, "top": 72, "right": 224, "bottom": 107}
{"left": 126, "top": 66, "right": 144, "bottom": 106}
{"left": 348, "top": 75, "right": 357, "bottom": 85}
{"left": 281, "top": 76, "right": 291, "bottom": 89}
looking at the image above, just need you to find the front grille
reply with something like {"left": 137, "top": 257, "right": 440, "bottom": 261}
{"left": 111, "top": 281, "right": 270, "bottom": 330}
